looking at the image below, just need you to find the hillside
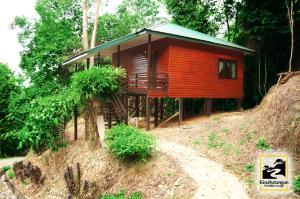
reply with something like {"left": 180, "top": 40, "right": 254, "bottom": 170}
{"left": 4, "top": 76, "right": 300, "bottom": 199}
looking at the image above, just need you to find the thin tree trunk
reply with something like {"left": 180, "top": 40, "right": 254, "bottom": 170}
{"left": 226, "top": 14, "right": 230, "bottom": 41}
{"left": 82, "top": 0, "right": 89, "bottom": 69}
{"left": 90, "top": 0, "right": 101, "bottom": 67}
{"left": 286, "top": 0, "right": 294, "bottom": 72}
{"left": 264, "top": 51, "right": 267, "bottom": 94}
{"left": 258, "top": 48, "right": 263, "bottom": 97}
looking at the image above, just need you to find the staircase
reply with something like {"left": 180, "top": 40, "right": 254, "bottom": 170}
{"left": 101, "top": 94, "right": 126, "bottom": 128}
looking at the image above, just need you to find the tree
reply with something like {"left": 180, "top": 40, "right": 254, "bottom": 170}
{"left": 90, "top": 0, "right": 101, "bottom": 66}
{"left": 12, "top": 0, "right": 82, "bottom": 87}
{"left": 164, "top": 0, "right": 220, "bottom": 35}
{"left": 236, "top": 0, "right": 300, "bottom": 107}
{"left": 0, "top": 63, "right": 19, "bottom": 156}
{"left": 96, "top": 0, "right": 166, "bottom": 43}
{"left": 286, "top": 0, "right": 295, "bottom": 72}
{"left": 82, "top": 0, "right": 89, "bottom": 52}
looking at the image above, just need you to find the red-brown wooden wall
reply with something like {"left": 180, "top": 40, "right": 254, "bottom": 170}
{"left": 113, "top": 38, "right": 244, "bottom": 99}
{"left": 167, "top": 38, "right": 244, "bottom": 99}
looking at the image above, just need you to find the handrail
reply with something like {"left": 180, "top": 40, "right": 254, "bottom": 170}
{"left": 127, "top": 72, "right": 168, "bottom": 91}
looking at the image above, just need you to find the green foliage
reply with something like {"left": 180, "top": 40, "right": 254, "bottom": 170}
{"left": 0, "top": 63, "right": 20, "bottom": 157}
{"left": 71, "top": 66, "right": 125, "bottom": 102}
{"left": 244, "top": 177, "right": 255, "bottom": 186}
{"left": 105, "top": 124, "right": 155, "bottom": 161}
{"left": 193, "top": 139, "right": 201, "bottom": 145}
{"left": 222, "top": 128, "right": 231, "bottom": 135}
{"left": 207, "top": 132, "right": 224, "bottom": 149}
{"left": 256, "top": 137, "right": 270, "bottom": 150}
{"left": 15, "top": 89, "right": 75, "bottom": 151}
{"left": 6, "top": 169, "right": 15, "bottom": 179}
{"left": 293, "top": 175, "right": 300, "bottom": 192}
{"left": 12, "top": 0, "right": 82, "bottom": 86}
{"left": 99, "top": 190, "right": 142, "bottom": 199}
{"left": 223, "top": 143, "right": 234, "bottom": 155}
{"left": 97, "top": 0, "right": 166, "bottom": 43}
{"left": 164, "top": 0, "right": 220, "bottom": 35}
{"left": 1, "top": 165, "right": 11, "bottom": 172}
{"left": 245, "top": 163, "right": 254, "bottom": 172}
{"left": 212, "top": 116, "right": 221, "bottom": 122}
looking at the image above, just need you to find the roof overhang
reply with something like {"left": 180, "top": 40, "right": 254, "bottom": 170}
{"left": 63, "top": 30, "right": 165, "bottom": 66}
{"left": 144, "top": 29, "right": 254, "bottom": 54}
{"left": 63, "top": 25, "right": 254, "bottom": 66}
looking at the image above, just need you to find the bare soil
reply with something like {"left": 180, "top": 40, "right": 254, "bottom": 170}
{"left": 152, "top": 76, "right": 300, "bottom": 199}
{"left": 11, "top": 141, "right": 197, "bottom": 199}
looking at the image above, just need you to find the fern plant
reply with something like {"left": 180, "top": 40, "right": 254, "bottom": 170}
{"left": 64, "top": 163, "right": 91, "bottom": 199}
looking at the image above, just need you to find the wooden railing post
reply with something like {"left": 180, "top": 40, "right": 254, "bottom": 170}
{"left": 117, "top": 45, "right": 121, "bottom": 67}
{"left": 135, "top": 73, "right": 138, "bottom": 88}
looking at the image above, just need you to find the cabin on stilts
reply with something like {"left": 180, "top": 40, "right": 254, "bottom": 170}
{"left": 63, "top": 23, "right": 254, "bottom": 131}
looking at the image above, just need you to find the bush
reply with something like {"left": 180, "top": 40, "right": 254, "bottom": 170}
{"left": 293, "top": 175, "right": 300, "bottom": 192}
{"left": 6, "top": 169, "right": 15, "bottom": 179}
{"left": 256, "top": 137, "right": 270, "bottom": 150}
{"left": 207, "top": 132, "right": 224, "bottom": 149}
{"left": 1, "top": 165, "right": 11, "bottom": 172}
{"left": 99, "top": 190, "right": 142, "bottom": 199}
{"left": 71, "top": 66, "right": 125, "bottom": 102}
{"left": 15, "top": 89, "right": 75, "bottom": 151}
{"left": 105, "top": 124, "right": 155, "bottom": 161}
{"left": 245, "top": 163, "right": 254, "bottom": 172}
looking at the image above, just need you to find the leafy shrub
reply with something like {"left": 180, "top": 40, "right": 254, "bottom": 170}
{"left": 6, "top": 169, "right": 15, "bottom": 179}
{"left": 71, "top": 66, "right": 125, "bottom": 102}
{"left": 256, "top": 137, "right": 270, "bottom": 150}
{"left": 105, "top": 124, "right": 155, "bottom": 161}
{"left": 223, "top": 143, "right": 234, "bottom": 155}
{"left": 222, "top": 128, "right": 231, "bottom": 135}
{"left": 245, "top": 163, "right": 254, "bottom": 172}
{"left": 1, "top": 165, "right": 11, "bottom": 172}
{"left": 99, "top": 190, "right": 142, "bottom": 199}
{"left": 193, "top": 139, "right": 201, "bottom": 145}
{"left": 207, "top": 132, "right": 224, "bottom": 149}
{"left": 293, "top": 175, "right": 300, "bottom": 192}
{"left": 16, "top": 89, "right": 75, "bottom": 151}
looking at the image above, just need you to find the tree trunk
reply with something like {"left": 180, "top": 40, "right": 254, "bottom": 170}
{"left": 286, "top": 0, "right": 294, "bottom": 72}
{"left": 84, "top": 99, "right": 101, "bottom": 149}
{"left": 90, "top": 0, "right": 101, "bottom": 67}
{"left": 82, "top": 0, "right": 89, "bottom": 65}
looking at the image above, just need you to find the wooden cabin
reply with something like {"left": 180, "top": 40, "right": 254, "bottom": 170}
{"left": 64, "top": 23, "right": 254, "bottom": 130}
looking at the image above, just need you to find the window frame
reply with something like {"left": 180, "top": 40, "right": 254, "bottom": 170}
{"left": 218, "top": 58, "right": 238, "bottom": 80}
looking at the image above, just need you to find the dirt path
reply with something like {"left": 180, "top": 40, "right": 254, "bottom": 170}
{"left": 0, "top": 157, "right": 24, "bottom": 199}
{"left": 0, "top": 157, "right": 25, "bottom": 168}
{"left": 158, "top": 140, "right": 249, "bottom": 199}
{"left": 0, "top": 175, "right": 16, "bottom": 199}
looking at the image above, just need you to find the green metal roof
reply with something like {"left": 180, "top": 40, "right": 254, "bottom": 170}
{"left": 146, "top": 23, "right": 254, "bottom": 53}
{"left": 63, "top": 23, "right": 253, "bottom": 65}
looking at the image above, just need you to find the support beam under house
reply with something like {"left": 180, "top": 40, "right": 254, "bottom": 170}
{"left": 154, "top": 98, "right": 159, "bottom": 127}
{"left": 179, "top": 98, "right": 183, "bottom": 126}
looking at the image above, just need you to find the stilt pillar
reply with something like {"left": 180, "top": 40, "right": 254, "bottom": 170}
{"left": 179, "top": 98, "right": 183, "bottom": 126}
{"left": 146, "top": 97, "right": 150, "bottom": 131}
{"left": 160, "top": 98, "right": 164, "bottom": 121}
{"left": 154, "top": 98, "right": 159, "bottom": 127}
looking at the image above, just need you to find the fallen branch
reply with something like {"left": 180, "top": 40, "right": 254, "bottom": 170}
{"left": 277, "top": 71, "right": 300, "bottom": 84}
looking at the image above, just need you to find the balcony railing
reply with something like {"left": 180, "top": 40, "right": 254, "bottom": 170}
{"left": 127, "top": 72, "right": 168, "bottom": 93}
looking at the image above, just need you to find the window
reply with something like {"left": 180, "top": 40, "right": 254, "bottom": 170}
{"left": 218, "top": 59, "right": 237, "bottom": 79}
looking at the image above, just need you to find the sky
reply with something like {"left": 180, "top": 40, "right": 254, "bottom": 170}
{"left": 0, "top": 0, "right": 124, "bottom": 75}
